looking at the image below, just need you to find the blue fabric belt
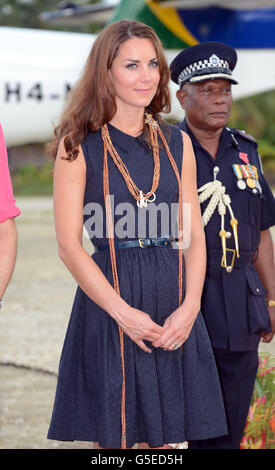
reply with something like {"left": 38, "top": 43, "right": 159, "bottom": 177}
{"left": 94, "top": 237, "right": 172, "bottom": 252}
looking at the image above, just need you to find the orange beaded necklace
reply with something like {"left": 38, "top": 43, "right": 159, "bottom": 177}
{"left": 101, "top": 113, "right": 184, "bottom": 449}
{"left": 101, "top": 114, "right": 160, "bottom": 208}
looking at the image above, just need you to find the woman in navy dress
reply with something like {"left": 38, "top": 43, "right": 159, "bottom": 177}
{"left": 47, "top": 19, "right": 228, "bottom": 449}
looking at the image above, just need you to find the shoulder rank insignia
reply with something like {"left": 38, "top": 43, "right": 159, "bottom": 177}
{"left": 226, "top": 127, "right": 258, "bottom": 147}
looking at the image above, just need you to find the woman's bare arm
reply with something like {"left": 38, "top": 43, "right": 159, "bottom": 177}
{"left": 0, "top": 218, "right": 18, "bottom": 299}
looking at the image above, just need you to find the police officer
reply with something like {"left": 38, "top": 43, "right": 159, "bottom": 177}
{"left": 170, "top": 42, "right": 275, "bottom": 449}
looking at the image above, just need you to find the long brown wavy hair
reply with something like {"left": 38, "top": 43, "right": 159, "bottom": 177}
{"left": 48, "top": 19, "right": 171, "bottom": 161}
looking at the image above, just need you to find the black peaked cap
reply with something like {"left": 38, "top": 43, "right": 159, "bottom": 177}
{"left": 170, "top": 41, "right": 238, "bottom": 87}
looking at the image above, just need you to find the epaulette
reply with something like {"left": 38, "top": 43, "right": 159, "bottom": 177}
{"left": 226, "top": 127, "right": 258, "bottom": 147}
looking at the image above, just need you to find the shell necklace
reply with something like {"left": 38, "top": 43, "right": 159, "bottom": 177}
{"left": 101, "top": 113, "right": 160, "bottom": 208}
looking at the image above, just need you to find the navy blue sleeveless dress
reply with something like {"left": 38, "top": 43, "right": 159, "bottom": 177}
{"left": 47, "top": 123, "right": 228, "bottom": 448}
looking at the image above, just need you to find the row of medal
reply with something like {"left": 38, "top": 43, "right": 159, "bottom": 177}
{"left": 232, "top": 163, "right": 262, "bottom": 193}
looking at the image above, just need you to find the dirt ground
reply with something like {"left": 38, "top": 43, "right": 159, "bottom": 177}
{"left": 0, "top": 197, "right": 93, "bottom": 449}
{"left": 0, "top": 196, "right": 274, "bottom": 449}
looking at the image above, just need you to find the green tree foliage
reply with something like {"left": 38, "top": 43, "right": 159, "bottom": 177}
{"left": 230, "top": 90, "right": 275, "bottom": 145}
{"left": 12, "top": 163, "right": 53, "bottom": 195}
{"left": 0, "top": 0, "right": 59, "bottom": 29}
{"left": 0, "top": 0, "right": 101, "bottom": 33}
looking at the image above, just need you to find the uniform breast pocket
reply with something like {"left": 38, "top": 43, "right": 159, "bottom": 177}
{"left": 245, "top": 265, "right": 271, "bottom": 334}
{"left": 248, "top": 191, "right": 262, "bottom": 227}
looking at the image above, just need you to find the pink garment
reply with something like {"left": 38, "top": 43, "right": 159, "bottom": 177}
{"left": 0, "top": 124, "right": 21, "bottom": 223}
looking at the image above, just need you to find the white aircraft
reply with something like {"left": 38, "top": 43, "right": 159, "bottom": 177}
{"left": 1, "top": 0, "right": 275, "bottom": 147}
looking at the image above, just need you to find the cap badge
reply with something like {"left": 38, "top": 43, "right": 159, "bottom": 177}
{"left": 209, "top": 54, "right": 221, "bottom": 67}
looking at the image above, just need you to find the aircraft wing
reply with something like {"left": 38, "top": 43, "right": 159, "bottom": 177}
{"left": 40, "top": 0, "right": 119, "bottom": 25}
